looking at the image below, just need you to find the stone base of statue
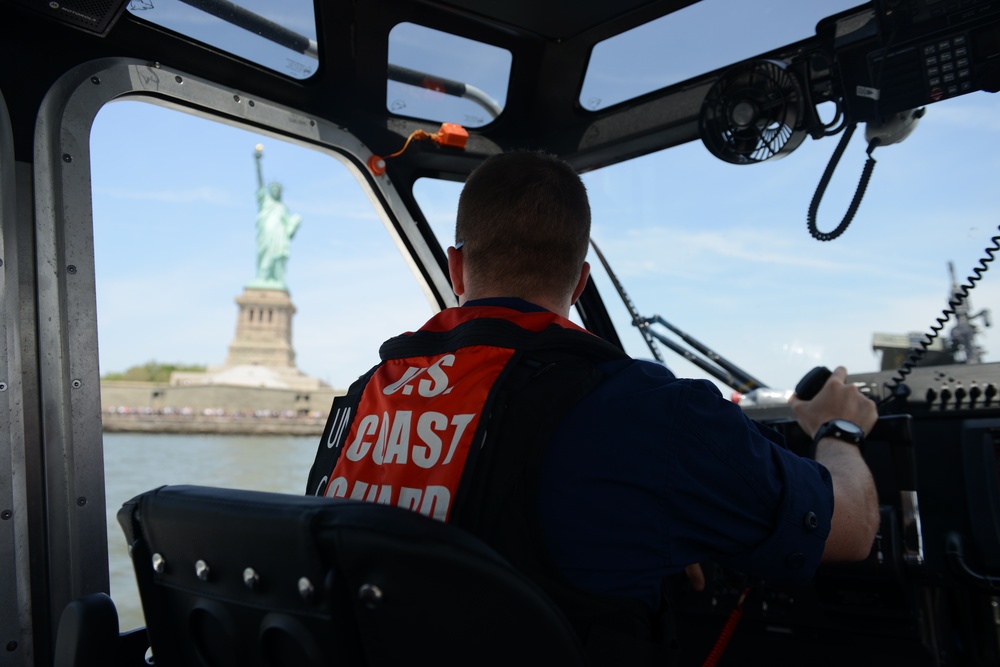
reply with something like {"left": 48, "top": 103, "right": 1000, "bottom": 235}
{"left": 168, "top": 287, "right": 328, "bottom": 392}
{"left": 226, "top": 288, "right": 297, "bottom": 368}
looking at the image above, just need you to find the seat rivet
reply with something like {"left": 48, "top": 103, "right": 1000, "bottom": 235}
{"left": 152, "top": 553, "right": 166, "bottom": 574}
{"left": 195, "top": 559, "right": 210, "bottom": 581}
{"left": 298, "top": 576, "right": 315, "bottom": 601}
{"left": 243, "top": 567, "right": 260, "bottom": 589}
{"left": 358, "top": 583, "right": 383, "bottom": 609}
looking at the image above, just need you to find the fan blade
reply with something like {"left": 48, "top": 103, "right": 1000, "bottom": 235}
{"left": 699, "top": 59, "right": 808, "bottom": 164}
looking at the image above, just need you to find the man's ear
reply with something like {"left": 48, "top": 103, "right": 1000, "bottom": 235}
{"left": 447, "top": 246, "right": 466, "bottom": 297}
{"left": 570, "top": 261, "right": 591, "bottom": 305}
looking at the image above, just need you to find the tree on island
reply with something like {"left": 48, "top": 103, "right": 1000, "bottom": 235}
{"left": 101, "top": 361, "right": 206, "bottom": 383}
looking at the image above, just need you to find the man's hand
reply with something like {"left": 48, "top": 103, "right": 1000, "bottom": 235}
{"left": 788, "top": 366, "right": 877, "bottom": 439}
{"left": 684, "top": 563, "right": 705, "bottom": 591}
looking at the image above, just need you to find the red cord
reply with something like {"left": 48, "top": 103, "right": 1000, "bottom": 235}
{"left": 370, "top": 124, "right": 467, "bottom": 175}
{"left": 384, "top": 129, "right": 431, "bottom": 159}
{"left": 701, "top": 587, "right": 750, "bottom": 667}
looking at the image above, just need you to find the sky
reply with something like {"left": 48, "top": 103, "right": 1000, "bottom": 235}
{"left": 88, "top": 2, "right": 1000, "bottom": 398}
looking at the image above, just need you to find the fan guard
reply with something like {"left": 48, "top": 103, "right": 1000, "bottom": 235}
{"left": 699, "top": 59, "right": 808, "bottom": 165}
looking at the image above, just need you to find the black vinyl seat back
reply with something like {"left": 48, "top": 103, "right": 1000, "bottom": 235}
{"left": 117, "top": 485, "right": 588, "bottom": 667}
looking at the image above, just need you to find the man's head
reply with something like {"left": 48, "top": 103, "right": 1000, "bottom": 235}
{"left": 449, "top": 151, "right": 591, "bottom": 314}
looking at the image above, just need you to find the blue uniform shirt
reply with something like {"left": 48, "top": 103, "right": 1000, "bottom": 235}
{"left": 539, "top": 358, "right": 834, "bottom": 609}
{"left": 465, "top": 297, "right": 834, "bottom": 611}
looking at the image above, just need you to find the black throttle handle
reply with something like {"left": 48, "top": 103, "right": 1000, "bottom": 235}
{"left": 795, "top": 366, "right": 832, "bottom": 400}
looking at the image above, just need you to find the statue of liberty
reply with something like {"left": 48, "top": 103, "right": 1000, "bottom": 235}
{"left": 247, "top": 144, "right": 302, "bottom": 290}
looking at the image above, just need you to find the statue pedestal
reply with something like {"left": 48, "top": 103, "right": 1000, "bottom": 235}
{"left": 226, "top": 288, "right": 297, "bottom": 368}
{"left": 167, "top": 287, "right": 330, "bottom": 392}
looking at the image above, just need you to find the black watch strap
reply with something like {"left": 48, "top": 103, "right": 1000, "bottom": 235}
{"left": 809, "top": 419, "right": 865, "bottom": 458}
{"left": 815, "top": 419, "right": 864, "bottom": 445}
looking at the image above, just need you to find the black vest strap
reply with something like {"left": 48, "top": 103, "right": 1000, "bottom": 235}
{"left": 305, "top": 364, "right": 377, "bottom": 498}
{"left": 441, "top": 328, "right": 677, "bottom": 666}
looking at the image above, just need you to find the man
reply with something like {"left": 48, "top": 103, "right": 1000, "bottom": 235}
{"left": 306, "top": 150, "right": 878, "bottom": 664}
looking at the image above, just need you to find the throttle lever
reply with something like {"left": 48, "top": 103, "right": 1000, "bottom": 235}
{"left": 795, "top": 366, "right": 832, "bottom": 400}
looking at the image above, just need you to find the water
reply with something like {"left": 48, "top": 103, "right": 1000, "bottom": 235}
{"left": 103, "top": 432, "right": 321, "bottom": 630}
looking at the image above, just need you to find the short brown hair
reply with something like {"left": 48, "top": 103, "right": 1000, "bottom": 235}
{"left": 455, "top": 151, "right": 591, "bottom": 299}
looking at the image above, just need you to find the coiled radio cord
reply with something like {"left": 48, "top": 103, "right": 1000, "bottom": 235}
{"left": 880, "top": 226, "right": 1000, "bottom": 408}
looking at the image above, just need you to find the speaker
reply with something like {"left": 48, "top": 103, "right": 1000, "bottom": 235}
{"left": 7, "top": 0, "right": 130, "bottom": 36}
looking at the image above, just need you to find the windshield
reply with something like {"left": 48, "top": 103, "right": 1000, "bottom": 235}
{"left": 416, "top": 89, "right": 1000, "bottom": 396}
{"left": 580, "top": 0, "right": 863, "bottom": 111}
{"left": 126, "top": 0, "right": 319, "bottom": 79}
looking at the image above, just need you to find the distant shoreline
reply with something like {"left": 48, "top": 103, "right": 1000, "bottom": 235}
{"left": 102, "top": 412, "right": 327, "bottom": 436}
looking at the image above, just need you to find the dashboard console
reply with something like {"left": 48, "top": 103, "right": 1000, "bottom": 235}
{"left": 674, "top": 362, "right": 1000, "bottom": 666}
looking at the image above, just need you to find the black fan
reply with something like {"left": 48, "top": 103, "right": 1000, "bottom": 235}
{"left": 699, "top": 59, "right": 808, "bottom": 165}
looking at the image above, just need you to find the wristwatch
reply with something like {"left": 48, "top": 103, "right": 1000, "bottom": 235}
{"left": 812, "top": 419, "right": 865, "bottom": 454}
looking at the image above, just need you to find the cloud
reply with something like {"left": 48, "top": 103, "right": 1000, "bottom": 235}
{"left": 94, "top": 185, "right": 237, "bottom": 206}
{"left": 591, "top": 225, "right": 859, "bottom": 281}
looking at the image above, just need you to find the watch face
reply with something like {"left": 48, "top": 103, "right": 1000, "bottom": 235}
{"left": 831, "top": 419, "right": 864, "bottom": 436}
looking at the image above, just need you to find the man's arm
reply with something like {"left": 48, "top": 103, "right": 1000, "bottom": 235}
{"left": 789, "top": 366, "right": 880, "bottom": 562}
{"left": 815, "top": 438, "right": 879, "bottom": 560}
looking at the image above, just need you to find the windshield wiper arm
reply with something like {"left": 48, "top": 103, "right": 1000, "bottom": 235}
{"left": 175, "top": 1, "right": 501, "bottom": 120}
{"left": 590, "top": 239, "right": 767, "bottom": 394}
{"left": 639, "top": 314, "right": 768, "bottom": 394}
{"left": 177, "top": 0, "right": 318, "bottom": 58}
{"left": 388, "top": 65, "right": 503, "bottom": 119}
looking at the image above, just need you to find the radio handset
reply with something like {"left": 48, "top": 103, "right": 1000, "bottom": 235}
{"left": 865, "top": 107, "right": 925, "bottom": 147}
{"left": 794, "top": 366, "right": 833, "bottom": 401}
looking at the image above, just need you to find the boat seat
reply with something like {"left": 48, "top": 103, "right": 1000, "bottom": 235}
{"left": 116, "top": 484, "right": 589, "bottom": 667}
{"left": 53, "top": 592, "right": 119, "bottom": 667}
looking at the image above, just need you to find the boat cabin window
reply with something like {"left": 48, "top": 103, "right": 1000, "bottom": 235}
{"left": 412, "top": 177, "right": 462, "bottom": 249}
{"left": 580, "top": 0, "right": 863, "bottom": 111}
{"left": 387, "top": 22, "right": 512, "bottom": 127}
{"left": 125, "top": 0, "right": 319, "bottom": 80}
{"left": 426, "top": 89, "right": 1000, "bottom": 396}
{"left": 91, "top": 99, "right": 433, "bottom": 629}
{"left": 583, "top": 101, "right": 999, "bottom": 391}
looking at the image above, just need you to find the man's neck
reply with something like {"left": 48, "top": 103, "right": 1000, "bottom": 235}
{"left": 459, "top": 291, "right": 570, "bottom": 318}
